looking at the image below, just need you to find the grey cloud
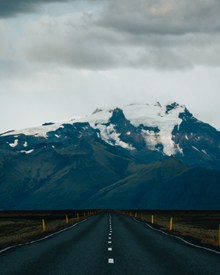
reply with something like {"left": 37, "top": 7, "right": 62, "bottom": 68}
{"left": 128, "top": 48, "right": 193, "bottom": 70}
{"left": 8, "top": 0, "right": 220, "bottom": 71}
{"left": 0, "top": 0, "right": 71, "bottom": 17}
{"left": 98, "top": 0, "right": 220, "bottom": 35}
{"left": 0, "top": 22, "right": 10, "bottom": 56}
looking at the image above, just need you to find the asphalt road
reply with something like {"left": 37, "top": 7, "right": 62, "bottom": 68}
{"left": 0, "top": 211, "right": 220, "bottom": 275}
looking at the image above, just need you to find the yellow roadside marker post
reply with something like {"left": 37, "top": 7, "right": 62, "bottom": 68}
{"left": 65, "top": 215, "right": 69, "bottom": 225}
{"left": 42, "top": 219, "right": 46, "bottom": 232}
{"left": 151, "top": 215, "right": 154, "bottom": 224}
{"left": 169, "top": 217, "right": 173, "bottom": 231}
{"left": 135, "top": 212, "right": 137, "bottom": 218}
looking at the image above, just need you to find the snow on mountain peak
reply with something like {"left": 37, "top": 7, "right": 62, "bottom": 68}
{"left": 72, "top": 102, "right": 186, "bottom": 155}
{"left": 119, "top": 103, "right": 185, "bottom": 155}
{"left": 1, "top": 102, "right": 187, "bottom": 156}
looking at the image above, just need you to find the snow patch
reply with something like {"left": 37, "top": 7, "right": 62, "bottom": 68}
{"left": 122, "top": 103, "right": 185, "bottom": 155}
{"left": 96, "top": 123, "right": 135, "bottom": 150}
{"left": 201, "top": 149, "right": 209, "bottom": 156}
{"left": 141, "top": 129, "right": 159, "bottom": 151}
{"left": 23, "top": 141, "right": 28, "bottom": 147}
{"left": 192, "top": 146, "right": 200, "bottom": 152}
{"left": 9, "top": 139, "right": 18, "bottom": 147}
{"left": 2, "top": 124, "right": 62, "bottom": 138}
{"left": 20, "top": 149, "right": 34, "bottom": 154}
{"left": 176, "top": 143, "right": 183, "bottom": 155}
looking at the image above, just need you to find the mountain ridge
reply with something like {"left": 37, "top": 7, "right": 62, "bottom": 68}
{"left": 0, "top": 102, "right": 220, "bottom": 210}
{"left": 1, "top": 102, "right": 220, "bottom": 170}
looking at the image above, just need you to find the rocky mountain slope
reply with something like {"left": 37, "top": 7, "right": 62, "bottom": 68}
{"left": 0, "top": 102, "right": 220, "bottom": 209}
{"left": 1, "top": 102, "right": 220, "bottom": 169}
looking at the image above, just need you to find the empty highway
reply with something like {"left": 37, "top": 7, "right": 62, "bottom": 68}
{"left": 0, "top": 211, "right": 220, "bottom": 275}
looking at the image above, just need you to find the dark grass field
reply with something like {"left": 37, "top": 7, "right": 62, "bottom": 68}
{"left": 127, "top": 210, "right": 220, "bottom": 250}
{"left": 0, "top": 210, "right": 96, "bottom": 250}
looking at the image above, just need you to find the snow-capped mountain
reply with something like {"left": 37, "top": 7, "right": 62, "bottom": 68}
{"left": 1, "top": 102, "right": 220, "bottom": 210}
{"left": 1, "top": 102, "right": 220, "bottom": 170}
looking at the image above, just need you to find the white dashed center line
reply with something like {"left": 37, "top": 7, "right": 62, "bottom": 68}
{"left": 108, "top": 213, "right": 114, "bottom": 264}
{"left": 108, "top": 258, "right": 114, "bottom": 264}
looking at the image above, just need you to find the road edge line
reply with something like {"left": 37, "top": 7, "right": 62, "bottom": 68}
{"left": 0, "top": 217, "right": 90, "bottom": 255}
{"left": 133, "top": 217, "right": 220, "bottom": 256}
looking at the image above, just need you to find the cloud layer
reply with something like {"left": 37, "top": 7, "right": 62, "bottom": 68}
{"left": 15, "top": 0, "right": 220, "bottom": 70}
{"left": 0, "top": 0, "right": 219, "bottom": 71}
{"left": 1, "top": 1, "right": 220, "bottom": 132}
{"left": 0, "top": 0, "right": 71, "bottom": 17}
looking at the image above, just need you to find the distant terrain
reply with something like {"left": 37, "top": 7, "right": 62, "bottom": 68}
{"left": 0, "top": 102, "right": 220, "bottom": 210}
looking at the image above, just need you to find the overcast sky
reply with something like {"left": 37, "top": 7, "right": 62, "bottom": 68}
{"left": 0, "top": 0, "right": 220, "bottom": 132}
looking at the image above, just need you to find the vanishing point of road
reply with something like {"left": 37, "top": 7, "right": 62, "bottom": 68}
{"left": 0, "top": 211, "right": 220, "bottom": 275}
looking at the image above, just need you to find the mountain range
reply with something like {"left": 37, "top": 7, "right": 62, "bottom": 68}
{"left": 0, "top": 102, "right": 220, "bottom": 210}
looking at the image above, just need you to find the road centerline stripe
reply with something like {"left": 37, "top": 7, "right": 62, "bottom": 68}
{"left": 108, "top": 258, "right": 114, "bottom": 264}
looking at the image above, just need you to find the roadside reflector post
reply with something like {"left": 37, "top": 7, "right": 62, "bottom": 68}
{"left": 151, "top": 215, "right": 154, "bottom": 224}
{"left": 135, "top": 212, "right": 137, "bottom": 218}
{"left": 65, "top": 215, "right": 69, "bottom": 224}
{"left": 77, "top": 212, "right": 80, "bottom": 222}
{"left": 169, "top": 217, "right": 173, "bottom": 231}
{"left": 42, "top": 219, "right": 46, "bottom": 232}
{"left": 218, "top": 225, "right": 220, "bottom": 246}
{"left": 130, "top": 211, "right": 132, "bottom": 217}
{"left": 141, "top": 213, "right": 143, "bottom": 220}
{"left": 84, "top": 212, "right": 86, "bottom": 219}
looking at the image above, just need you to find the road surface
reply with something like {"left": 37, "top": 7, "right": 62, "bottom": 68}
{"left": 0, "top": 211, "right": 220, "bottom": 275}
